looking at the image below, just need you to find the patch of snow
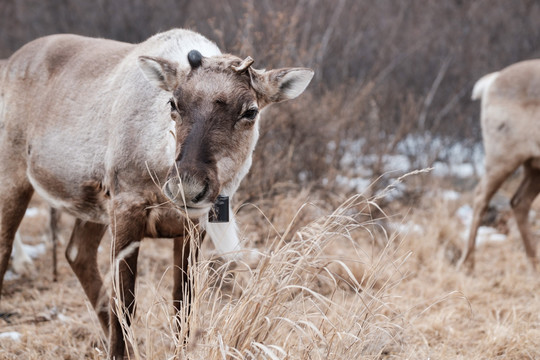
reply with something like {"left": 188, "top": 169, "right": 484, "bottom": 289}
{"left": 24, "top": 207, "right": 40, "bottom": 217}
{"left": 476, "top": 226, "right": 507, "bottom": 245}
{"left": 21, "top": 243, "right": 46, "bottom": 259}
{"left": 0, "top": 331, "right": 22, "bottom": 341}
{"left": 456, "top": 204, "right": 507, "bottom": 245}
{"left": 444, "top": 141, "right": 484, "bottom": 174}
{"left": 395, "top": 134, "right": 484, "bottom": 168}
{"left": 444, "top": 141, "right": 477, "bottom": 160}
{"left": 3, "top": 270, "right": 19, "bottom": 281}
{"left": 335, "top": 174, "right": 372, "bottom": 194}
{"left": 380, "top": 181, "right": 407, "bottom": 201}
{"left": 327, "top": 140, "right": 337, "bottom": 151}
{"left": 298, "top": 171, "right": 308, "bottom": 183}
{"left": 338, "top": 135, "right": 483, "bottom": 183}
{"left": 333, "top": 135, "right": 485, "bottom": 201}
{"left": 432, "top": 161, "right": 475, "bottom": 178}
{"left": 453, "top": 163, "right": 475, "bottom": 178}
{"left": 337, "top": 139, "right": 367, "bottom": 169}
{"left": 456, "top": 204, "right": 473, "bottom": 227}
{"left": 321, "top": 177, "right": 329, "bottom": 186}
{"left": 58, "top": 313, "right": 71, "bottom": 323}
{"left": 391, "top": 222, "right": 423, "bottom": 235}
{"left": 340, "top": 151, "right": 361, "bottom": 169}
{"left": 440, "top": 189, "right": 460, "bottom": 201}
{"left": 382, "top": 154, "right": 411, "bottom": 172}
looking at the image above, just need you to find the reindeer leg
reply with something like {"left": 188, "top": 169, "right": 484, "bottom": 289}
{"left": 50, "top": 207, "right": 61, "bottom": 282}
{"left": 108, "top": 202, "right": 146, "bottom": 359}
{"left": 459, "top": 162, "right": 519, "bottom": 272}
{"left": 110, "top": 240, "right": 140, "bottom": 359}
{"left": 172, "top": 229, "right": 203, "bottom": 340}
{"left": 65, "top": 219, "right": 108, "bottom": 332}
{"left": 0, "top": 182, "right": 33, "bottom": 300}
{"left": 510, "top": 162, "right": 540, "bottom": 270}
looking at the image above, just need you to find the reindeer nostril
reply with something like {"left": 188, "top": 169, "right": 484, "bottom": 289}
{"left": 191, "top": 181, "right": 209, "bottom": 204}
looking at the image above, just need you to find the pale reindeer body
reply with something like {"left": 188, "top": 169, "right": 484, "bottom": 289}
{"left": 2, "top": 32, "right": 221, "bottom": 227}
{"left": 461, "top": 59, "right": 540, "bottom": 270}
{"left": 0, "top": 29, "right": 313, "bottom": 358}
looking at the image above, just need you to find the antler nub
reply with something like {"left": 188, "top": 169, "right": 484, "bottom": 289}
{"left": 188, "top": 50, "right": 203, "bottom": 69}
{"left": 232, "top": 56, "right": 254, "bottom": 72}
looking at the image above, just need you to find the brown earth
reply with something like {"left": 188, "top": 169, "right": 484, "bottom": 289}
{"left": 1, "top": 175, "right": 539, "bottom": 359}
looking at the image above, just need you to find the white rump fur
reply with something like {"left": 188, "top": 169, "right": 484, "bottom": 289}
{"left": 471, "top": 71, "right": 500, "bottom": 100}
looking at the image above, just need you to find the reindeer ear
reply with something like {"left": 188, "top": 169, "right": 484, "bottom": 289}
{"left": 138, "top": 56, "right": 179, "bottom": 91}
{"left": 250, "top": 67, "right": 314, "bottom": 106}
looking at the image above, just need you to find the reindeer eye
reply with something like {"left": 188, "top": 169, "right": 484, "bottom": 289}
{"left": 168, "top": 98, "right": 178, "bottom": 112}
{"left": 168, "top": 98, "right": 181, "bottom": 123}
{"left": 242, "top": 108, "right": 259, "bottom": 120}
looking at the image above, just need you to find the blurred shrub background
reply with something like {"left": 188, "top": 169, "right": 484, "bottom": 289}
{"left": 2, "top": 0, "right": 540, "bottom": 197}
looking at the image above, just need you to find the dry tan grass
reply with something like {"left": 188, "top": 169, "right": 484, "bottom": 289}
{"left": 2, "top": 175, "right": 540, "bottom": 359}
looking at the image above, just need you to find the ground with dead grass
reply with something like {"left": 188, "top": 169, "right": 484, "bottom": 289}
{"left": 1, "top": 173, "right": 540, "bottom": 359}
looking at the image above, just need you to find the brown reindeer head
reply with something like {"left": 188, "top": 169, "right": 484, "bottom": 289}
{"left": 138, "top": 50, "right": 313, "bottom": 218}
